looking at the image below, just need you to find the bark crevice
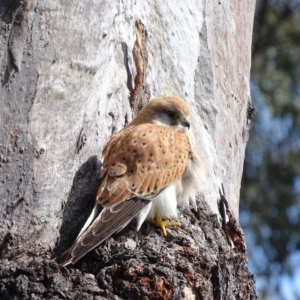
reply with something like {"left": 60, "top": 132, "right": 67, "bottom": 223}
{"left": 1, "top": 197, "right": 257, "bottom": 299}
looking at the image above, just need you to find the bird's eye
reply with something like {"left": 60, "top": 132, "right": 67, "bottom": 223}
{"left": 167, "top": 111, "right": 178, "bottom": 118}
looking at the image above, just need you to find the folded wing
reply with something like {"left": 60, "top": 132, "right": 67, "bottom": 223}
{"left": 58, "top": 124, "right": 191, "bottom": 266}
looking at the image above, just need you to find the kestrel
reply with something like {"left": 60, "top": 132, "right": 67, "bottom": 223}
{"left": 59, "top": 96, "right": 200, "bottom": 266}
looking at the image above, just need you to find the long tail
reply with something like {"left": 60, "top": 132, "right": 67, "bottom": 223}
{"left": 57, "top": 198, "right": 150, "bottom": 266}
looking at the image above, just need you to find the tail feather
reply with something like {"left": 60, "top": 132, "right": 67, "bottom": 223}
{"left": 57, "top": 198, "right": 150, "bottom": 266}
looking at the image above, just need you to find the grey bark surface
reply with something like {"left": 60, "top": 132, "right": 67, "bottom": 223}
{"left": 0, "top": 0, "right": 257, "bottom": 299}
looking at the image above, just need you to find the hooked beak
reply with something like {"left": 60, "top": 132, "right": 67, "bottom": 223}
{"left": 181, "top": 119, "right": 190, "bottom": 130}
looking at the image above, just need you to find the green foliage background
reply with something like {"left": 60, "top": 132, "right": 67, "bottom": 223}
{"left": 241, "top": 1, "right": 300, "bottom": 299}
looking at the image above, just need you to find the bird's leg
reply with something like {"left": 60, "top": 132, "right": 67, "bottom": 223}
{"left": 150, "top": 214, "right": 181, "bottom": 236}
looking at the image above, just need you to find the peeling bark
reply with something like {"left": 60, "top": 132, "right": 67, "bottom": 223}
{"left": 131, "top": 20, "right": 150, "bottom": 114}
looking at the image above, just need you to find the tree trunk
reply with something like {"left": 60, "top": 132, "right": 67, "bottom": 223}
{"left": 0, "top": 0, "right": 257, "bottom": 299}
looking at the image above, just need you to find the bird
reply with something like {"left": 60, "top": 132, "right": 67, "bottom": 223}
{"left": 58, "top": 96, "right": 201, "bottom": 266}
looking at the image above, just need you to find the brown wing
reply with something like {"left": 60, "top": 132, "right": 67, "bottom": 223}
{"left": 98, "top": 124, "right": 191, "bottom": 205}
{"left": 58, "top": 124, "right": 191, "bottom": 266}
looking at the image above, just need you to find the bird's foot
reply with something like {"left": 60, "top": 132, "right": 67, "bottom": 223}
{"left": 150, "top": 215, "right": 181, "bottom": 236}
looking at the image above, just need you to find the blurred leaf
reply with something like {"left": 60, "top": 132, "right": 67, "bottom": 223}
{"left": 241, "top": 0, "right": 300, "bottom": 299}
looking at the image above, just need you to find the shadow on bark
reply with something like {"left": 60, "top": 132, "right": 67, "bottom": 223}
{"left": 54, "top": 155, "right": 102, "bottom": 256}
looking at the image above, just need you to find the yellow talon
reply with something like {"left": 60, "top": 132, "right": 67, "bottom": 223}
{"left": 150, "top": 214, "right": 181, "bottom": 236}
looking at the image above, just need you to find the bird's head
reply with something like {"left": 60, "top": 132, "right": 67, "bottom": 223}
{"left": 130, "top": 96, "right": 191, "bottom": 132}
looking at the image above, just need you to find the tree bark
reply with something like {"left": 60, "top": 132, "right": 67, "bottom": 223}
{"left": 0, "top": 0, "right": 257, "bottom": 299}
